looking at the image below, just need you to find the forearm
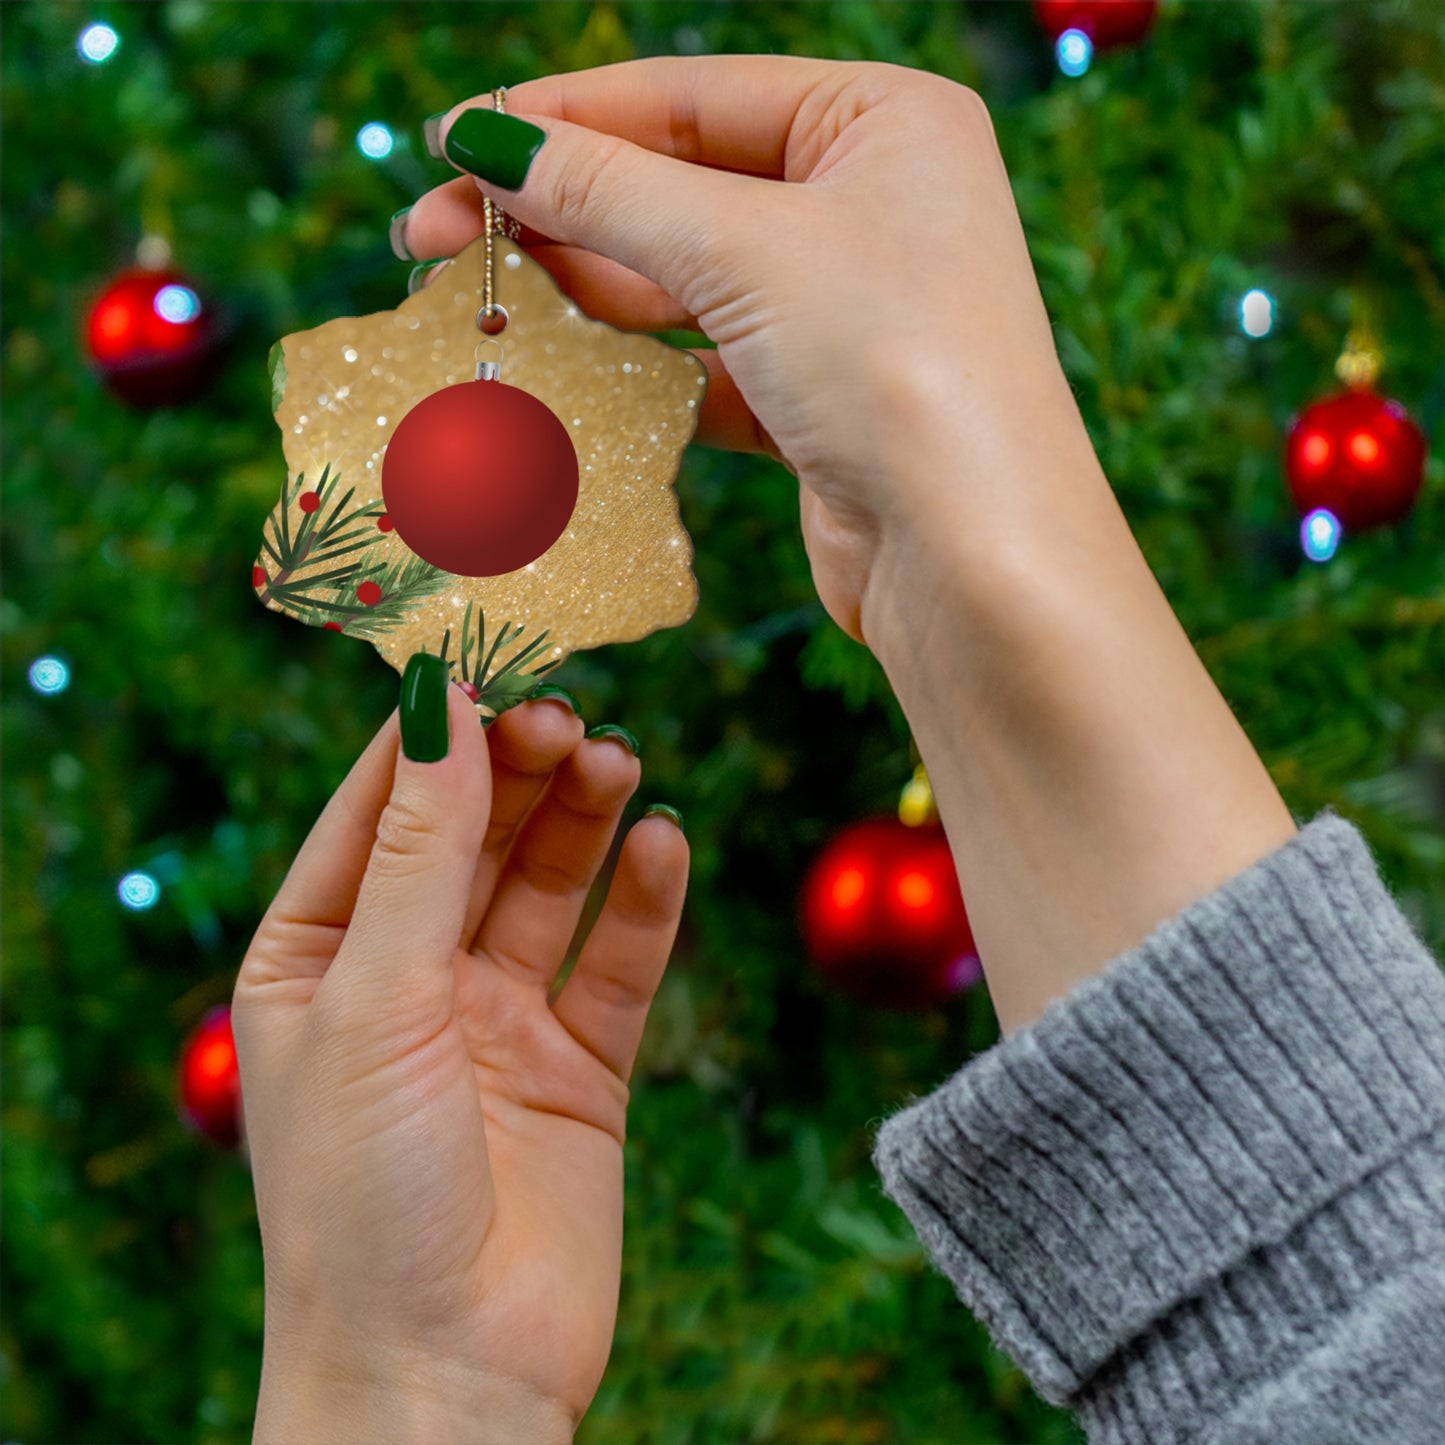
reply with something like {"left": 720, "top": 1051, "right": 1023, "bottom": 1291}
{"left": 861, "top": 379, "right": 1297, "bottom": 1035}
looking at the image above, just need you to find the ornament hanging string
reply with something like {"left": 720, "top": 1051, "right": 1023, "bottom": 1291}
{"left": 477, "top": 87, "right": 522, "bottom": 380}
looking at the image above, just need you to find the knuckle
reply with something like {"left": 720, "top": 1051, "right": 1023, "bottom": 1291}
{"left": 370, "top": 789, "right": 449, "bottom": 872}
{"left": 552, "top": 132, "right": 627, "bottom": 234}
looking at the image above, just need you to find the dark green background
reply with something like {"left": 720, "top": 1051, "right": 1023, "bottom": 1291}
{"left": 3, "top": 2, "right": 1441, "bottom": 1442}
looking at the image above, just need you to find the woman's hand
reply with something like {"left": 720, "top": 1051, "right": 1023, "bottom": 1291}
{"left": 233, "top": 687, "right": 687, "bottom": 1442}
{"left": 403, "top": 55, "right": 1093, "bottom": 644}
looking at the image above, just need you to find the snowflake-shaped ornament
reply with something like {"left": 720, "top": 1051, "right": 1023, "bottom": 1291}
{"left": 254, "top": 232, "right": 706, "bottom": 715}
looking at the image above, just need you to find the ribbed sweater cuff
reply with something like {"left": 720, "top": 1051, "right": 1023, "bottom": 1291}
{"left": 870, "top": 811, "right": 1445, "bottom": 1418}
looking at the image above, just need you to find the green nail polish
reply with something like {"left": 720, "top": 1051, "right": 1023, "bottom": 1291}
{"left": 407, "top": 257, "right": 452, "bottom": 295}
{"left": 423, "top": 111, "right": 446, "bottom": 160}
{"left": 530, "top": 683, "right": 581, "bottom": 716}
{"left": 389, "top": 206, "right": 413, "bottom": 262}
{"left": 400, "top": 652, "right": 450, "bottom": 762}
{"left": 443, "top": 106, "right": 546, "bottom": 191}
{"left": 644, "top": 804, "right": 684, "bottom": 834}
{"left": 585, "top": 723, "right": 639, "bottom": 756}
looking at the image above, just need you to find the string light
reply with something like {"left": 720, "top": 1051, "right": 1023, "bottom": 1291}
{"left": 1301, "top": 508, "right": 1341, "bottom": 563}
{"left": 154, "top": 284, "right": 202, "bottom": 324}
{"left": 356, "top": 122, "right": 395, "bottom": 159}
{"left": 1240, "top": 289, "right": 1274, "bottom": 338}
{"left": 78, "top": 22, "right": 119, "bottom": 64}
{"left": 118, "top": 872, "right": 161, "bottom": 910}
{"left": 1057, "top": 28, "right": 1093, "bottom": 76}
{"left": 28, "top": 656, "right": 70, "bottom": 694}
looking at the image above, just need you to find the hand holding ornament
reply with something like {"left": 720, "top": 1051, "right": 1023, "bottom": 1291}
{"left": 235, "top": 679, "right": 686, "bottom": 1444}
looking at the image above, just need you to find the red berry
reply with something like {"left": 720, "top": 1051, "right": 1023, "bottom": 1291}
{"left": 457, "top": 679, "right": 479, "bottom": 702}
{"left": 356, "top": 580, "right": 383, "bottom": 605}
{"left": 376, "top": 513, "right": 394, "bottom": 532}
{"left": 299, "top": 491, "right": 321, "bottom": 514}
{"left": 252, "top": 565, "right": 266, "bottom": 589}
{"left": 324, "top": 622, "right": 343, "bottom": 632}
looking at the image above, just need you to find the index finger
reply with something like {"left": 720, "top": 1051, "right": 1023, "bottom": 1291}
{"left": 446, "top": 54, "right": 848, "bottom": 182}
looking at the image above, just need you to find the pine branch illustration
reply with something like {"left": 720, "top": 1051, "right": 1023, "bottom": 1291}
{"left": 253, "top": 463, "right": 387, "bottom": 606}
{"left": 435, "top": 599, "right": 561, "bottom": 717}
{"left": 303, "top": 550, "right": 452, "bottom": 640}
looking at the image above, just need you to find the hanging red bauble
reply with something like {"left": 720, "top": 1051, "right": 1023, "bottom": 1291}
{"left": 84, "top": 266, "right": 220, "bottom": 407}
{"left": 381, "top": 379, "right": 579, "bottom": 577}
{"left": 1034, "top": 0, "right": 1157, "bottom": 49}
{"left": 800, "top": 817, "right": 980, "bottom": 1011}
{"left": 178, "top": 1005, "right": 242, "bottom": 1148}
{"left": 1284, "top": 388, "right": 1426, "bottom": 532}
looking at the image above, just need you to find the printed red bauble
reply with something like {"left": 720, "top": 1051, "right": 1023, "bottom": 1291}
{"left": 800, "top": 818, "right": 980, "bottom": 1011}
{"left": 1034, "top": 0, "right": 1157, "bottom": 49}
{"left": 381, "top": 380, "right": 579, "bottom": 577}
{"left": 85, "top": 266, "right": 220, "bottom": 407}
{"left": 178, "top": 1005, "right": 242, "bottom": 1148}
{"left": 1284, "top": 388, "right": 1426, "bottom": 532}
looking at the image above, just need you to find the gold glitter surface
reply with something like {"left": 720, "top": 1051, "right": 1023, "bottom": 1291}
{"left": 259, "top": 233, "right": 705, "bottom": 698}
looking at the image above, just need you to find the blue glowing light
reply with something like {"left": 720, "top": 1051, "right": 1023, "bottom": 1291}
{"left": 78, "top": 22, "right": 120, "bottom": 64}
{"left": 1240, "top": 288, "right": 1274, "bottom": 338}
{"left": 1301, "top": 508, "right": 1341, "bottom": 563}
{"left": 29, "top": 656, "right": 71, "bottom": 694}
{"left": 1057, "top": 28, "right": 1093, "bottom": 77}
{"left": 118, "top": 871, "right": 161, "bottom": 910}
{"left": 356, "top": 122, "right": 395, "bottom": 159}
{"left": 154, "top": 284, "right": 201, "bottom": 324}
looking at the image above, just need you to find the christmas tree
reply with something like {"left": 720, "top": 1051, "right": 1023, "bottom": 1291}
{"left": 3, "top": 3, "right": 1439, "bottom": 1442}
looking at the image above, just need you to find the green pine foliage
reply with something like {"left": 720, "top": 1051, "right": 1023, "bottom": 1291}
{"left": 3, "top": 3, "right": 1440, "bottom": 1442}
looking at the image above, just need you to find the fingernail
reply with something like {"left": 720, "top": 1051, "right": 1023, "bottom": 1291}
{"left": 530, "top": 683, "right": 581, "bottom": 716}
{"left": 389, "top": 206, "right": 413, "bottom": 262}
{"left": 400, "top": 652, "right": 451, "bottom": 762}
{"left": 423, "top": 111, "right": 447, "bottom": 160}
{"left": 407, "top": 257, "right": 452, "bottom": 295}
{"left": 443, "top": 106, "right": 547, "bottom": 191}
{"left": 584, "top": 723, "right": 639, "bottom": 757}
{"left": 644, "top": 804, "right": 684, "bottom": 834}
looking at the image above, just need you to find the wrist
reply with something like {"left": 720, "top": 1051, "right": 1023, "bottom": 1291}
{"left": 254, "top": 1341, "right": 575, "bottom": 1445}
{"left": 856, "top": 386, "right": 1294, "bottom": 1035}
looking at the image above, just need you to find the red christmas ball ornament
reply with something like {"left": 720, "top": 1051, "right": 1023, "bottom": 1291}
{"left": 178, "top": 1005, "right": 242, "bottom": 1148}
{"left": 381, "top": 379, "right": 579, "bottom": 578}
{"left": 800, "top": 818, "right": 980, "bottom": 1011}
{"left": 85, "top": 266, "right": 220, "bottom": 407}
{"left": 1284, "top": 388, "right": 1426, "bottom": 532}
{"left": 1034, "top": 0, "right": 1157, "bottom": 49}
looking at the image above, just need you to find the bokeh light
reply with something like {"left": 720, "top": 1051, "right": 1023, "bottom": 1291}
{"left": 28, "top": 656, "right": 71, "bottom": 694}
{"left": 118, "top": 872, "right": 161, "bottom": 910}
{"left": 1240, "top": 288, "right": 1274, "bottom": 337}
{"left": 356, "top": 122, "right": 394, "bottom": 159}
{"left": 1057, "top": 29, "right": 1093, "bottom": 77}
{"left": 78, "top": 23, "right": 119, "bottom": 64}
{"left": 153, "top": 284, "right": 201, "bottom": 324}
{"left": 1301, "top": 508, "right": 1341, "bottom": 563}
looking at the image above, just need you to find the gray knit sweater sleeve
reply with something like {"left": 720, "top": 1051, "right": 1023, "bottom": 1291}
{"left": 871, "top": 810, "right": 1445, "bottom": 1444}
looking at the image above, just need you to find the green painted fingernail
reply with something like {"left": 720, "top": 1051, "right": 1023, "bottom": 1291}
{"left": 423, "top": 112, "right": 446, "bottom": 160}
{"left": 585, "top": 723, "right": 639, "bottom": 756}
{"left": 407, "top": 257, "right": 452, "bottom": 295}
{"left": 644, "top": 804, "right": 684, "bottom": 834}
{"left": 400, "top": 652, "right": 450, "bottom": 762}
{"left": 443, "top": 106, "right": 546, "bottom": 191}
{"left": 530, "top": 683, "right": 581, "bottom": 716}
{"left": 388, "top": 206, "right": 413, "bottom": 261}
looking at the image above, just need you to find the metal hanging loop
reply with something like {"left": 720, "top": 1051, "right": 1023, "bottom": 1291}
{"left": 474, "top": 337, "right": 504, "bottom": 382}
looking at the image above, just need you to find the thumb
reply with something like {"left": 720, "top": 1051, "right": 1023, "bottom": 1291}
{"left": 440, "top": 102, "right": 759, "bottom": 321}
{"left": 327, "top": 658, "right": 490, "bottom": 1025}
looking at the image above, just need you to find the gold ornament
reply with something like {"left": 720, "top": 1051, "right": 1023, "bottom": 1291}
{"left": 255, "top": 231, "right": 705, "bottom": 715}
{"left": 898, "top": 764, "right": 938, "bottom": 827}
